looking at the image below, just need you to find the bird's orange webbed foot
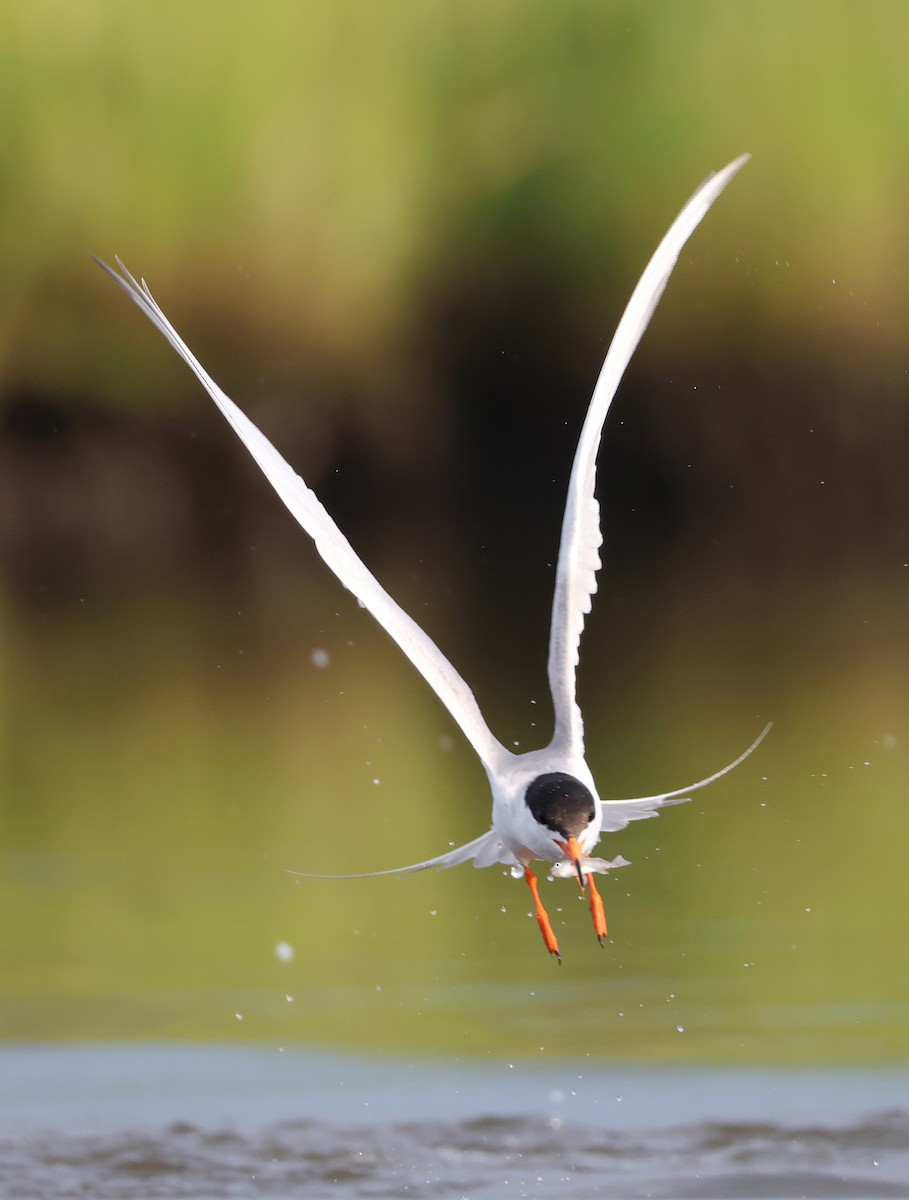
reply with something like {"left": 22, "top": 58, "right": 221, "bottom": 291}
{"left": 524, "top": 866, "right": 561, "bottom": 963}
{"left": 587, "top": 873, "right": 608, "bottom": 946}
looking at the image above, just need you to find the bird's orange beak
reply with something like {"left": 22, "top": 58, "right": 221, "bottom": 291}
{"left": 558, "top": 836, "right": 586, "bottom": 887}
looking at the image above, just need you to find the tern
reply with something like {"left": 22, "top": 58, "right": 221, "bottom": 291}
{"left": 97, "top": 153, "right": 768, "bottom": 960}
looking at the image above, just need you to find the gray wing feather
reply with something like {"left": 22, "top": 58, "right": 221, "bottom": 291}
{"left": 95, "top": 257, "right": 510, "bottom": 777}
{"left": 288, "top": 828, "right": 510, "bottom": 879}
{"left": 547, "top": 155, "right": 750, "bottom": 756}
{"left": 599, "top": 721, "right": 771, "bottom": 833}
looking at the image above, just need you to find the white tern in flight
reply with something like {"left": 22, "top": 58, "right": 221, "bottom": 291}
{"left": 97, "top": 153, "right": 768, "bottom": 960}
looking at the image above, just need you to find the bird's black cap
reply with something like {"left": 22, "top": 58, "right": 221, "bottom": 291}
{"left": 525, "top": 773, "right": 595, "bottom": 839}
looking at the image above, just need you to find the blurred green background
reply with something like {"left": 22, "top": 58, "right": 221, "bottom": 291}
{"left": 1, "top": 2, "right": 908, "bottom": 1063}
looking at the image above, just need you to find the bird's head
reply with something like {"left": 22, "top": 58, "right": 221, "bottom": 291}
{"left": 524, "top": 772, "right": 597, "bottom": 882}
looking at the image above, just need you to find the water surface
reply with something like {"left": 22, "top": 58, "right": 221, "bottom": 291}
{"left": 3, "top": 1045, "right": 907, "bottom": 1199}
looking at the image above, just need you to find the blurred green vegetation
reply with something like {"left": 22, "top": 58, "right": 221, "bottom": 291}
{"left": 1, "top": 2, "right": 909, "bottom": 1061}
{"left": 3, "top": 1, "right": 909, "bottom": 405}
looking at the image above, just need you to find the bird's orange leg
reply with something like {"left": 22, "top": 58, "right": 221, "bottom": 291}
{"left": 587, "top": 873, "right": 608, "bottom": 945}
{"left": 524, "top": 866, "right": 560, "bottom": 962}
{"left": 556, "top": 835, "right": 607, "bottom": 946}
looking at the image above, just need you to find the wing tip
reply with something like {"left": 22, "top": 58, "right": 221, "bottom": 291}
{"left": 285, "top": 828, "right": 506, "bottom": 879}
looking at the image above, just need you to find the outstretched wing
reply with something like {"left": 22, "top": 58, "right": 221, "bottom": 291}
{"left": 289, "top": 827, "right": 512, "bottom": 878}
{"left": 598, "top": 720, "right": 771, "bottom": 832}
{"left": 547, "top": 155, "right": 750, "bottom": 756}
{"left": 96, "top": 258, "right": 510, "bottom": 777}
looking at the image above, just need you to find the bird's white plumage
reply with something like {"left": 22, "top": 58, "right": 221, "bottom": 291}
{"left": 94, "top": 259, "right": 510, "bottom": 779}
{"left": 547, "top": 154, "right": 750, "bottom": 755}
{"left": 97, "top": 154, "right": 768, "bottom": 918}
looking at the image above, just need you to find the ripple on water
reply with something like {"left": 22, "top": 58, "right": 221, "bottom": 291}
{"left": 3, "top": 1109, "right": 909, "bottom": 1199}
